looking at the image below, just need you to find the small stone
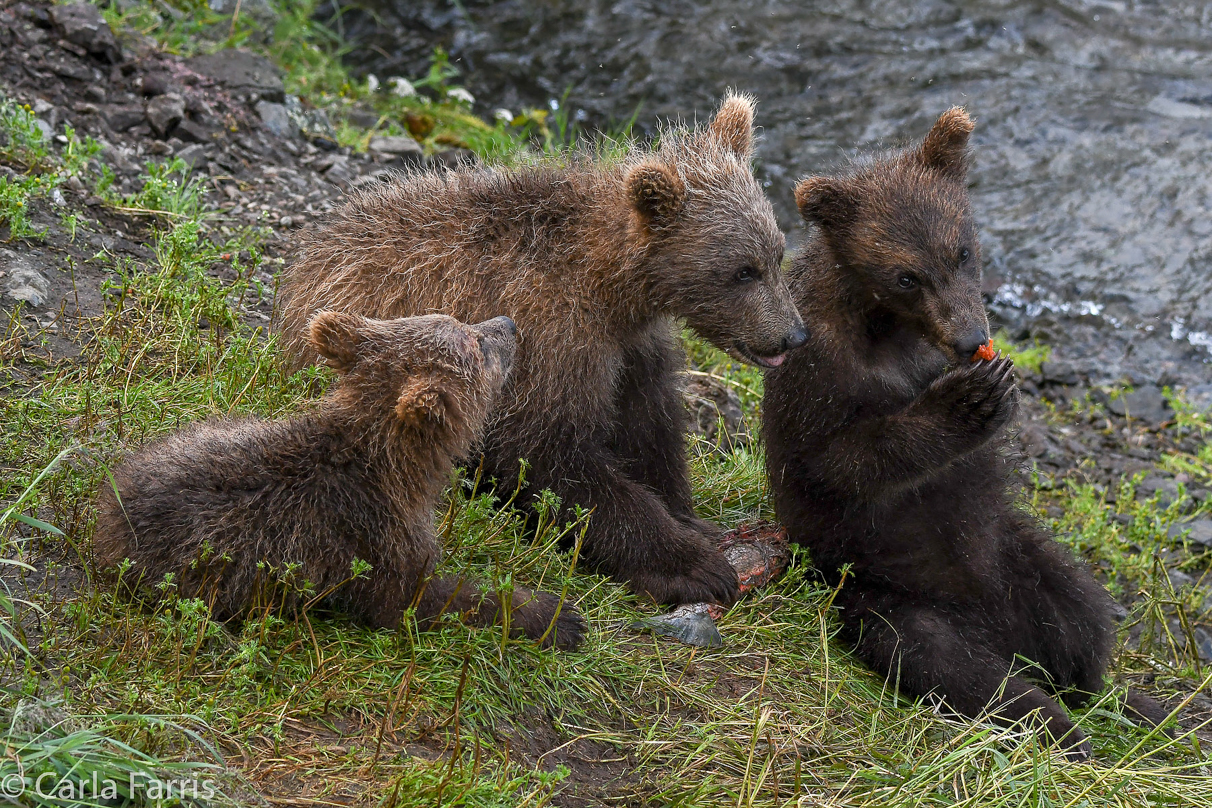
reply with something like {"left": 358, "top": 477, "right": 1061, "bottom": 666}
{"left": 631, "top": 603, "right": 724, "bottom": 648}
{"left": 1, "top": 252, "right": 52, "bottom": 308}
{"left": 279, "top": 215, "right": 293, "bottom": 227}
{"left": 104, "top": 105, "right": 145, "bottom": 132}
{"left": 1166, "top": 519, "right": 1212, "bottom": 547}
{"left": 368, "top": 134, "right": 423, "bottom": 156}
{"left": 1137, "top": 474, "right": 1181, "bottom": 507}
{"left": 174, "top": 144, "right": 208, "bottom": 172}
{"left": 1108, "top": 385, "right": 1169, "bottom": 423}
{"left": 173, "top": 118, "right": 213, "bottom": 144}
{"left": 1110, "top": 601, "right": 1130, "bottom": 623}
{"left": 139, "top": 71, "right": 174, "bottom": 97}
{"left": 1194, "top": 628, "right": 1212, "bottom": 663}
{"left": 48, "top": 2, "right": 119, "bottom": 62}
{"left": 1017, "top": 421, "right": 1051, "bottom": 458}
{"left": 1041, "top": 359, "right": 1082, "bottom": 386}
{"left": 345, "top": 108, "right": 380, "bottom": 129}
{"left": 1167, "top": 569, "right": 1195, "bottom": 590}
{"left": 256, "top": 101, "right": 297, "bottom": 138}
{"left": 146, "top": 94, "right": 185, "bottom": 138}
{"left": 84, "top": 86, "right": 106, "bottom": 104}
{"left": 187, "top": 50, "right": 285, "bottom": 103}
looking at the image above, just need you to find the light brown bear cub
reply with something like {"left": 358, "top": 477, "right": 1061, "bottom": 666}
{"left": 93, "top": 313, "right": 584, "bottom": 649}
{"left": 277, "top": 93, "right": 806, "bottom": 606}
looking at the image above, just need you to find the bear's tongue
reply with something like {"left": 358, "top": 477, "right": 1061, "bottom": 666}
{"left": 761, "top": 353, "right": 786, "bottom": 368}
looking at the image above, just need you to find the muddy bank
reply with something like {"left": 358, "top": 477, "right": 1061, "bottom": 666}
{"left": 331, "top": 0, "right": 1212, "bottom": 388}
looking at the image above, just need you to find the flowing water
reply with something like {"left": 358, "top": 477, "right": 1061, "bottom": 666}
{"left": 330, "top": 0, "right": 1212, "bottom": 387}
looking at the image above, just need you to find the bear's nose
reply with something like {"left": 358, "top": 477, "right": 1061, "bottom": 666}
{"left": 491, "top": 316, "right": 517, "bottom": 336}
{"left": 953, "top": 327, "right": 989, "bottom": 360}
{"left": 781, "top": 326, "right": 808, "bottom": 353}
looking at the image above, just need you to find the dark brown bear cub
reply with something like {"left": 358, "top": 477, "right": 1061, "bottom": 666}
{"left": 763, "top": 109, "right": 1163, "bottom": 757}
{"left": 93, "top": 313, "right": 583, "bottom": 650}
{"left": 276, "top": 93, "right": 806, "bottom": 607}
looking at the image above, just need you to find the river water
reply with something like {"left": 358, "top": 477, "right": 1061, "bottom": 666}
{"left": 329, "top": 0, "right": 1212, "bottom": 387}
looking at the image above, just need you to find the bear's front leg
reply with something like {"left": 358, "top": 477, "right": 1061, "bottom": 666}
{"left": 822, "top": 355, "right": 1018, "bottom": 498}
{"left": 413, "top": 576, "right": 585, "bottom": 650}
{"left": 507, "top": 431, "right": 739, "bottom": 605}
{"left": 611, "top": 325, "right": 701, "bottom": 524}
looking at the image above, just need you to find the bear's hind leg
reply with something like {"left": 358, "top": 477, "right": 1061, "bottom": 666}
{"left": 1005, "top": 518, "right": 1115, "bottom": 702}
{"left": 854, "top": 604, "right": 1092, "bottom": 760}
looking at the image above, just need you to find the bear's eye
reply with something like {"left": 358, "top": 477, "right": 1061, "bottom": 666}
{"left": 897, "top": 274, "right": 918, "bottom": 290}
{"left": 958, "top": 247, "right": 971, "bottom": 264}
{"left": 734, "top": 266, "right": 759, "bottom": 283}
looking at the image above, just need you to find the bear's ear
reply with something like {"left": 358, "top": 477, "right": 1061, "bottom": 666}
{"left": 626, "top": 160, "right": 687, "bottom": 228}
{"left": 395, "top": 376, "right": 448, "bottom": 427}
{"left": 918, "top": 107, "right": 974, "bottom": 180}
{"left": 308, "top": 311, "right": 367, "bottom": 371}
{"left": 707, "top": 90, "right": 756, "bottom": 159}
{"left": 795, "top": 176, "right": 859, "bottom": 231}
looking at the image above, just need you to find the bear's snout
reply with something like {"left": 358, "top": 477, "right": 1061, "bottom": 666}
{"left": 952, "top": 326, "right": 989, "bottom": 362}
{"left": 782, "top": 325, "right": 808, "bottom": 353}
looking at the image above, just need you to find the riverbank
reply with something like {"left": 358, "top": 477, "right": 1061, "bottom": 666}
{"left": 1, "top": 2, "right": 1210, "bottom": 805}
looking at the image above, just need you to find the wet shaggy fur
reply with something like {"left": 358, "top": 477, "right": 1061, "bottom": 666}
{"left": 276, "top": 93, "right": 806, "bottom": 606}
{"left": 763, "top": 109, "right": 1159, "bottom": 758}
{"left": 93, "top": 313, "right": 584, "bottom": 649}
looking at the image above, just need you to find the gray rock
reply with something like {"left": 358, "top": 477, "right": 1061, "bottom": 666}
{"left": 1016, "top": 421, "right": 1051, "bottom": 458}
{"left": 369, "top": 135, "right": 423, "bottom": 156}
{"left": 145, "top": 94, "right": 185, "bottom": 138}
{"left": 1167, "top": 569, "right": 1195, "bottom": 590}
{"left": 173, "top": 119, "right": 214, "bottom": 145}
{"left": 174, "top": 144, "right": 208, "bottom": 172}
{"left": 188, "top": 50, "right": 284, "bottom": 103}
{"left": 284, "top": 96, "right": 336, "bottom": 143}
{"left": 1, "top": 252, "right": 51, "bottom": 308}
{"left": 1041, "top": 359, "right": 1082, "bottom": 386}
{"left": 1184, "top": 383, "right": 1212, "bottom": 412}
{"left": 1108, "top": 384, "right": 1169, "bottom": 423}
{"left": 207, "top": 0, "right": 278, "bottom": 27}
{"left": 345, "top": 107, "right": 380, "bottom": 129}
{"left": 48, "top": 2, "right": 119, "bottom": 62}
{"left": 104, "top": 105, "right": 145, "bottom": 133}
{"left": 1137, "top": 474, "right": 1181, "bottom": 507}
{"left": 1166, "top": 519, "right": 1212, "bottom": 547}
{"left": 1195, "top": 628, "right": 1212, "bottom": 663}
{"left": 256, "top": 101, "right": 297, "bottom": 138}
{"left": 631, "top": 603, "right": 723, "bottom": 648}
{"left": 319, "top": 154, "right": 357, "bottom": 186}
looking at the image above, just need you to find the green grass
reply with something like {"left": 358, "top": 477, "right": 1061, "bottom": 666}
{"left": 1, "top": 3, "right": 1210, "bottom": 805}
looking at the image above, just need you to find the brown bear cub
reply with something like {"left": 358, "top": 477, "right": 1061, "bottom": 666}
{"left": 276, "top": 93, "right": 806, "bottom": 606}
{"left": 762, "top": 109, "right": 1166, "bottom": 757}
{"left": 93, "top": 313, "right": 584, "bottom": 650}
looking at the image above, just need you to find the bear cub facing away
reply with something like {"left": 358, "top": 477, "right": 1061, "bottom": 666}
{"left": 93, "top": 313, "right": 584, "bottom": 650}
{"left": 763, "top": 109, "right": 1166, "bottom": 757}
{"left": 277, "top": 93, "right": 806, "bottom": 607}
